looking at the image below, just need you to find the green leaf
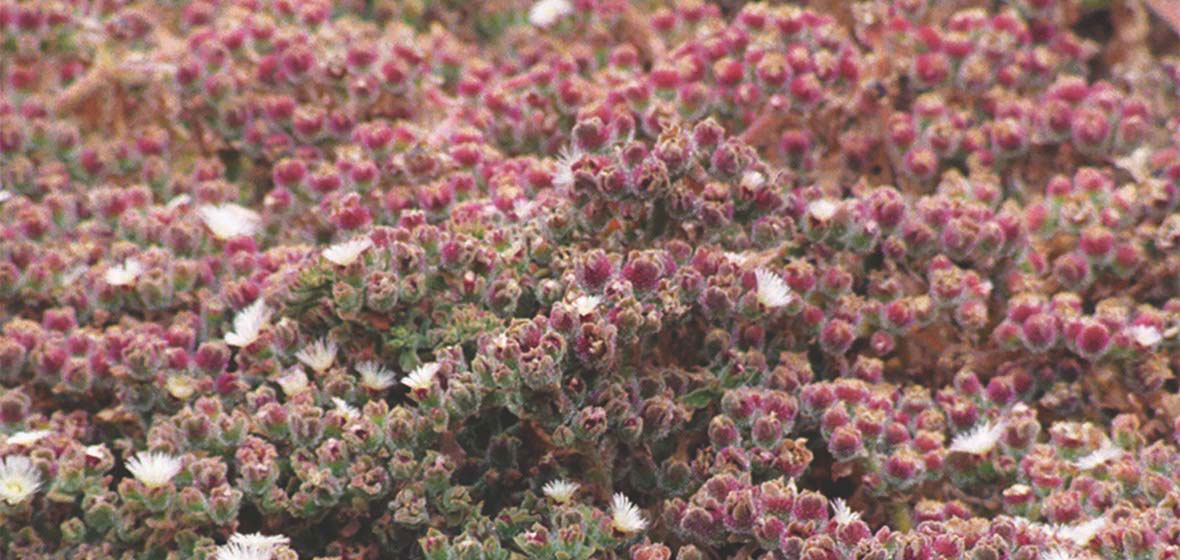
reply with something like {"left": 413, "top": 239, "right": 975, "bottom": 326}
{"left": 680, "top": 388, "right": 721, "bottom": 409}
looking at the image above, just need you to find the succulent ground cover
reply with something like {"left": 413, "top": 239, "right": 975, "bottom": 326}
{"left": 2, "top": 0, "right": 1180, "bottom": 558}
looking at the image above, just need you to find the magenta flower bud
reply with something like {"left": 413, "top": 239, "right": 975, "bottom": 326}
{"left": 819, "top": 319, "right": 855, "bottom": 355}
{"left": 792, "top": 490, "right": 828, "bottom": 522}
{"left": 1079, "top": 226, "right": 1115, "bottom": 261}
{"left": 954, "top": 370, "right": 983, "bottom": 397}
{"left": 884, "top": 421, "right": 911, "bottom": 446}
{"left": 1020, "top": 312, "right": 1058, "bottom": 353}
{"left": 902, "top": 145, "right": 938, "bottom": 181}
{"left": 1074, "top": 320, "right": 1112, "bottom": 360}
{"left": 621, "top": 253, "right": 662, "bottom": 292}
{"left": 820, "top": 405, "right": 851, "bottom": 436}
{"left": 883, "top": 448, "right": 924, "bottom": 489}
{"left": 1053, "top": 252, "right": 1091, "bottom": 289}
{"left": 880, "top": 300, "right": 916, "bottom": 336}
{"left": 985, "top": 375, "right": 1015, "bottom": 405}
{"left": 572, "top": 117, "right": 609, "bottom": 153}
{"left": 788, "top": 73, "right": 822, "bottom": 106}
{"left": 991, "top": 118, "right": 1028, "bottom": 156}
{"left": 1070, "top": 106, "right": 1111, "bottom": 151}
{"left": 271, "top": 158, "right": 307, "bottom": 189}
{"left": 828, "top": 424, "right": 865, "bottom": 462}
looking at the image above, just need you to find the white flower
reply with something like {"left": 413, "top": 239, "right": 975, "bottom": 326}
{"left": 552, "top": 145, "right": 582, "bottom": 191}
{"left": 1128, "top": 325, "right": 1162, "bottom": 348}
{"left": 1041, "top": 548, "right": 1081, "bottom": 560}
{"left": 542, "top": 479, "right": 580, "bottom": 503}
{"left": 808, "top": 199, "right": 839, "bottom": 221}
{"left": 275, "top": 368, "right": 311, "bottom": 397}
{"left": 754, "top": 268, "right": 791, "bottom": 308}
{"left": 356, "top": 361, "right": 397, "bottom": 391}
{"left": 949, "top": 420, "right": 1006, "bottom": 455}
{"left": 125, "top": 451, "right": 183, "bottom": 487}
{"left": 104, "top": 259, "right": 143, "bottom": 287}
{"left": 228, "top": 533, "right": 289, "bottom": 549}
{"left": 401, "top": 362, "right": 440, "bottom": 393}
{"left": 0, "top": 190, "right": 11, "bottom": 204}
{"left": 214, "top": 542, "right": 275, "bottom": 560}
{"left": 6, "top": 430, "right": 51, "bottom": 446}
{"left": 609, "top": 493, "right": 648, "bottom": 534}
{"left": 1074, "top": 440, "right": 1123, "bottom": 470}
{"left": 225, "top": 299, "right": 271, "bottom": 347}
{"left": 830, "top": 498, "right": 861, "bottom": 525}
{"left": 0, "top": 456, "right": 42, "bottom": 505}
{"left": 197, "top": 203, "right": 261, "bottom": 240}
{"left": 571, "top": 295, "right": 601, "bottom": 315}
{"left": 331, "top": 397, "right": 359, "bottom": 420}
{"left": 166, "top": 194, "right": 192, "bottom": 210}
{"left": 295, "top": 338, "right": 337, "bottom": 373}
{"left": 529, "top": 0, "right": 573, "bottom": 28}
{"left": 1052, "top": 517, "right": 1106, "bottom": 547}
{"left": 723, "top": 251, "right": 751, "bottom": 265}
{"left": 322, "top": 237, "right": 373, "bottom": 266}
{"left": 741, "top": 170, "right": 766, "bottom": 190}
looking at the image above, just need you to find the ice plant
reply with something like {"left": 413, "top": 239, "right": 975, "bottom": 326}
{"left": 401, "top": 362, "right": 440, "bottom": 399}
{"left": 225, "top": 299, "right": 271, "bottom": 348}
{"left": 528, "top": 0, "right": 573, "bottom": 28}
{"left": 754, "top": 268, "right": 792, "bottom": 308}
{"left": 949, "top": 420, "right": 1007, "bottom": 455}
{"left": 196, "top": 203, "right": 262, "bottom": 240}
{"left": 104, "top": 259, "right": 143, "bottom": 287}
{"left": 2, "top": 1, "right": 1180, "bottom": 557}
{"left": 356, "top": 361, "right": 397, "bottom": 391}
{"left": 295, "top": 338, "right": 337, "bottom": 373}
{"left": 609, "top": 493, "right": 647, "bottom": 534}
{"left": 0, "top": 456, "right": 41, "bottom": 505}
{"left": 542, "top": 479, "right": 580, "bottom": 503}
{"left": 125, "top": 451, "right": 183, "bottom": 488}
{"left": 321, "top": 237, "right": 373, "bottom": 266}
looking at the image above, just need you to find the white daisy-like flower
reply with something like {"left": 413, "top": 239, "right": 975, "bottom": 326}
{"left": 322, "top": 237, "right": 373, "bottom": 266}
{"left": 356, "top": 361, "right": 397, "bottom": 391}
{"left": 723, "top": 252, "right": 753, "bottom": 266}
{"left": 552, "top": 145, "right": 582, "bottom": 191}
{"left": 166, "top": 194, "right": 192, "bottom": 210}
{"left": 401, "top": 362, "right": 441, "bottom": 393}
{"left": 229, "top": 533, "right": 289, "bottom": 549}
{"left": 331, "top": 397, "right": 359, "bottom": 420}
{"left": 0, "top": 190, "right": 11, "bottom": 204}
{"left": 1128, "top": 325, "right": 1162, "bottom": 348}
{"left": 0, "top": 455, "right": 42, "bottom": 505}
{"left": 225, "top": 299, "right": 271, "bottom": 348}
{"left": 1052, "top": 517, "right": 1106, "bottom": 547}
{"left": 1074, "top": 440, "right": 1123, "bottom": 470}
{"left": 571, "top": 295, "right": 602, "bottom": 315}
{"left": 6, "top": 430, "right": 51, "bottom": 446}
{"left": 830, "top": 498, "right": 861, "bottom": 525}
{"left": 808, "top": 199, "right": 839, "bottom": 221}
{"left": 197, "top": 203, "right": 261, "bottom": 240}
{"left": 165, "top": 374, "right": 198, "bottom": 400}
{"left": 754, "top": 268, "right": 791, "bottom": 308}
{"left": 1041, "top": 548, "right": 1081, "bottom": 560}
{"left": 214, "top": 542, "right": 274, "bottom": 560}
{"left": 295, "top": 338, "right": 337, "bottom": 373}
{"left": 741, "top": 170, "right": 766, "bottom": 190}
{"left": 104, "top": 259, "right": 143, "bottom": 287}
{"left": 542, "top": 479, "right": 580, "bottom": 503}
{"left": 125, "top": 451, "right": 183, "bottom": 488}
{"left": 529, "top": 0, "right": 574, "bottom": 28}
{"left": 609, "top": 493, "right": 648, "bottom": 534}
{"left": 275, "top": 368, "right": 311, "bottom": 397}
{"left": 948, "top": 420, "right": 1007, "bottom": 455}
